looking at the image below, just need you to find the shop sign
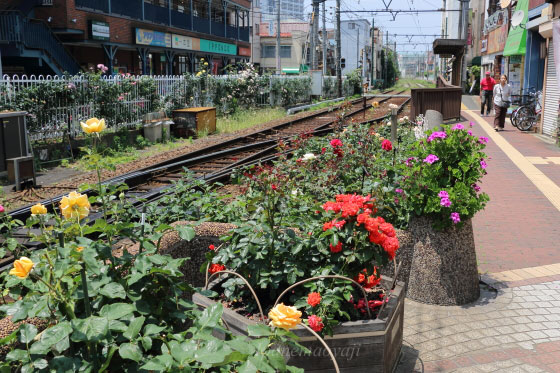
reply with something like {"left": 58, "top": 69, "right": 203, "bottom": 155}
{"left": 481, "top": 39, "right": 488, "bottom": 53}
{"left": 135, "top": 28, "right": 171, "bottom": 47}
{"left": 172, "top": 34, "right": 200, "bottom": 50}
{"left": 483, "top": 8, "right": 508, "bottom": 35}
{"left": 199, "top": 39, "right": 237, "bottom": 55}
{"left": 90, "top": 20, "right": 109, "bottom": 41}
{"left": 238, "top": 47, "right": 251, "bottom": 56}
{"left": 486, "top": 24, "right": 508, "bottom": 54}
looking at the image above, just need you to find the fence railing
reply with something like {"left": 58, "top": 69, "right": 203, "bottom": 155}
{"left": 0, "top": 74, "right": 324, "bottom": 141}
{"left": 411, "top": 75, "right": 462, "bottom": 121}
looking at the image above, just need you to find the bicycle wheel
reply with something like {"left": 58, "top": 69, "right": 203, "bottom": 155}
{"left": 518, "top": 115, "right": 535, "bottom": 131}
{"left": 515, "top": 106, "right": 533, "bottom": 129}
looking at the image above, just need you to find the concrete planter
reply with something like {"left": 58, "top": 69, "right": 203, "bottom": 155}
{"left": 406, "top": 216, "right": 480, "bottom": 305}
{"left": 193, "top": 277, "right": 405, "bottom": 373}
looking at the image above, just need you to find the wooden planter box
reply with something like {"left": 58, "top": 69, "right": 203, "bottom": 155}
{"left": 193, "top": 277, "right": 405, "bottom": 372}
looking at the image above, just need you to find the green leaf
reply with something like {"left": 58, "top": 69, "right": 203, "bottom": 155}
{"left": 266, "top": 350, "right": 286, "bottom": 370}
{"left": 39, "top": 321, "right": 72, "bottom": 349}
{"left": 123, "top": 316, "right": 145, "bottom": 340}
{"left": 6, "top": 349, "right": 28, "bottom": 362}
{"left": 127, "top": 272, "right": 144, "bottom": 286}
{"left": 0, "top": 330, "right": 17, "bottom": 346}
{"left": 18, "top": 323, "right": 37, "bottom": 344}
{"left": 170, "top": 340, "right": 196, "bottom": 364}
{"left": 176, "top": 225, "right": 196, "bottom": 241}
{"left": 193, "top": 340, "right": 232, "bottom": 364}
{"left": 33, "top": 359, "right": 48, "bottom": 370}
{"left": 99, "top": 283, "right": 126, "bottom": 299}
{"left": 99, "top": 303, "right": 135, "bottom": 320}
{"left": 195, "top": 303, "right": 223, "bottom": 329}
{"left": 48, "top": 356, "right": 81, "bottom": 372}
{"left": 226, "top": 338, "right": 256, "bottom": 355}
{"left": 247, "top": 355, "right": 275, "bottom": 373}
{"left": 82, "top": 248, "right": 101, "bottom": 275}
{"left": 71, "top": 316, "right": 109, "bottom": 342}
{"left": 140, "top": 336, "right": 152, "bottom": 351}
{"left": 108, "top": 320, "right": 128, "bottom": 332}
{"left": 143, "top": 324, "right": 165, "bottom": 336}
{"left": 141, "top": 354, "right": 173, "bottom": 371}
{"left": 247, "top": 324, "right": 272, "bottom": 337}
{"left": 119, "top": 343, "right": 142, "bottom": 362}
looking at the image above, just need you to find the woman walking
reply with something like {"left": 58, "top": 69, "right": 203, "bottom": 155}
{"left": 493, "top": 75, "right": 512, "bottom": 131}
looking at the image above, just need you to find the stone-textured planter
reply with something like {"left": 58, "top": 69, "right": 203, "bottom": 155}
{"left": 194, "top": 277, "right": 405, "bottom": 373}
{"left": 406, "top": 216, "right": 480, "bottom": 305}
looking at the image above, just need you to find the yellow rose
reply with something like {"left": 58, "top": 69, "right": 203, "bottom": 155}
{"left": 31, "top": 203, "right": 47, "bottom": 215}
{"left": 268, "top": 304, "right": 302, "bottom": 330}
{"left": 372, "top": 102, "right": 379, "bottom": 108}
{"left": 80, "top": 118, "right": 106, "bottom": 134}
{"left": 59, "top": 191, "right": 90, "bottom": 220}
{"left": 76, "top": 246, "right": 84, "bottom": 252}
{"left": 9, "top": 257, "right": 34, "bottom": 278}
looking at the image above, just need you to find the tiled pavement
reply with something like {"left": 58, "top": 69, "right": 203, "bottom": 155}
{"left": 393, "top": 97, "right": 560, "bottom": 372}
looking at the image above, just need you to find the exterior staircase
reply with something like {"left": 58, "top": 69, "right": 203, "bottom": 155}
{"left": 0, "top": 11, "right": 81, "bottom": 75}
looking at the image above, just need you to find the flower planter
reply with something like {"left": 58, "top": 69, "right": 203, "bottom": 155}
{"left": 406, "top": 216, "right": 480, "bottom": 305}
{"left": 193, "top": 276, "right": 405, "bottom": 373}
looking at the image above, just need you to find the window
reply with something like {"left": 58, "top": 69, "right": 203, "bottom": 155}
{"left": 261, "top": 45, "right": 276, "bottom": 58}
{"left": 280, "top": 45, "right": 291, "bottom": 58}
{"left": 348, "top": 23, "right": 355, "bottom": 30}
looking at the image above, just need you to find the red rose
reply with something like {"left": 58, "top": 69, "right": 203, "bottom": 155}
{"left": 382, "top": 236, "right": 400, "bottom": 260}
{"left": 381, "top": 139, "right": 393, "bottom": 151}
{"left": 368, "top": 230, "right": 387, "bottom": 245}
{"left": 379, "top": 222, "right": 396, "bottom": 238}
{"left": 271, "top": 184, "right": 278, "bottom": 190}
{"left": 329, "top": 242, "right": 343, "bottom": 253}
{"left": 307, "top": 292, "right": 322, "bottom": 307}
{"left": 364, "top": 274, "right": 382, "bottom": 289}
{"left": 330, "top": 139, "right": 343, "bottom": 147}
{"left": 354, "top": 272, "right": 366, "bottom": 284}
{"left": 208, "top": 244, "right": 216, "bottom": 250}
{"left": 208, "top": 263, "right": 226, "bottom": 274}
{"left": 308, "top": 315, "right": 324, "bottom": 332}
{"left": 321, "top": 147, "right": 326, "bottom": 154}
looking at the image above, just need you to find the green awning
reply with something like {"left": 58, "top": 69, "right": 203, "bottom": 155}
{"left": 471, "top": 56, "right": 481, "bottom": 66}
{"left": 282, "top": 68, "right": 300, "bottom": 74}
{"left": 503, "top": 0, "right": 528, "bottom": 56}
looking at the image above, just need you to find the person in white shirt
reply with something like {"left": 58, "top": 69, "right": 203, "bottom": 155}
{"left": 493, "top": 75, "right": 512, "bottom": 131}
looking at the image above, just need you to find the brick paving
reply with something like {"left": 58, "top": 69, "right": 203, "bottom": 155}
{"left": 393, "top": 97, "right": 560, "bottom": 372}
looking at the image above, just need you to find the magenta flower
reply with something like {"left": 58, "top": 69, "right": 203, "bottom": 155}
{"left": 467, "top": 130, "right": 473, "bottom": 136}
{"left": 450, "top": 212, "right": 461, "bottom": 224}
{"left": 452, "top": 123, "right": 464, "bottom": 130}
{"left": 480, "top": 160, "right": 487, "bottom": 169}
{"left": 438, "top": 191, "right": 449, "bottom": 198}
{"left": 427, "top": 131, "right": 447, "bottom": 142}
{"left": 472, "top": 184, "right": 481, "bottom": 192}
{"left": 0, "top": 205, "right": 4, "bottom": 213}
{"left": 469, "top": 122, "right": 474, "bottom": 127}
{"left": 423, "top": 154, "right": 439, "bottom": 164}
{"left": 405, "top": 157, "right": 416, "bottom": 167}
{"left": 478, "top": 137, "right": 489, "bottom": 145}
{"left": 440, "top": 198, "right": 452, "bottom": 207}
{"left": 395, "top": 188, "right": 403, "bottom": 194}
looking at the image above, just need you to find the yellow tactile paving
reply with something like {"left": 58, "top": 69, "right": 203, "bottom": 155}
{"left": 546, "top": 157, "right": 560, "bottom": 165}
{"left": 488, "top": 263, "right": 560, "bottom": 282}
{"left": 526, "top": 156, "right": 551, "bottom": 165}
{"left": 467, "top": 111, "right": 560, "bottom": 212}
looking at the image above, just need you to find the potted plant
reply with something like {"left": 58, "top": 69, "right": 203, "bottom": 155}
{"left": 195, "top": 164, "right": 405, "bottom": 372}
{"left": 400, "top": 123, "right": 490, "bottom": 305}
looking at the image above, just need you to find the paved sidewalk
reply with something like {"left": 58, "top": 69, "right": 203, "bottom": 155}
{"left": 394, "top": 100, "right": 560, "bottom": 372}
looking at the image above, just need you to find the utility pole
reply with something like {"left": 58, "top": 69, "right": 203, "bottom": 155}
{"left": 356, "top": 26, "right": 360, "bottom": 70}
{"left": 371, "top": 18, "right": 375, "bottom": 85}
{"left": 276, "top": 0, "right": 281, "bottom": 74}
{"left": 385, "top": 30, "right": 388, "bottom": 88}
{"left": 336, "top": 0, "right": 341, "bottom": 97}
{"left": 322, "top": 1, "right": 327, "bottom": 75}
{"left": 311, "top": 0, "right": 320, "bottom": 70}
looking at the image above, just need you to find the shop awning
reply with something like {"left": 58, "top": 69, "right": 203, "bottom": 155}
{"left": 282, "top": 68, "right": 300, "bottom": 74}
{"left": 471, "top": 56, "right": 481, "bottom": 66}
{"left": 503, "top": 0, "right": 528, "bottom": 56}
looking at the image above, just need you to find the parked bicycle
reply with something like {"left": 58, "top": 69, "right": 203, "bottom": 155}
{"left": 510, "top": 89, "right": 542, "bottom": 131}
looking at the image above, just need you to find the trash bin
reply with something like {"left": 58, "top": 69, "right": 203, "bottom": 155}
{"left": 143, "top": 121, "right": 162, "bottom": 143}
{"left": 172, "top": 107, "right": 216, "bottom": 138}
{"left": 0, "top": 111, "right": 31, "bottom": 172}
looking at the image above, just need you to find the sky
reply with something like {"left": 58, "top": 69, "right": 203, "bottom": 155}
{"left": 302, "top": 0, "right": 444, "bottom": 55}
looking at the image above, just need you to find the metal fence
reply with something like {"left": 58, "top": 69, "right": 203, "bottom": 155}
{"left": 0, "top": 74, "right": 315, "bottom": 142}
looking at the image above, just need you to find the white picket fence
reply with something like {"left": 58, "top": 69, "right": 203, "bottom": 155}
{"left": 0, "top": 74, "right": 339, "bottom": 141}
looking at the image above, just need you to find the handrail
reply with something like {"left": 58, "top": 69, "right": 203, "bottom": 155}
{"left": 0, "top": 12, "right": 81, "bottom": 75}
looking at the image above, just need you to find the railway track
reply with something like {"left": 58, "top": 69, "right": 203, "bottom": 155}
{"left": 3, "top": 91, "right": 410, "bottom": 268}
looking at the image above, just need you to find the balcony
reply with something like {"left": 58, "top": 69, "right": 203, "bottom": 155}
{"left": 74, "top": 0, "right": 247, "bottom": 44}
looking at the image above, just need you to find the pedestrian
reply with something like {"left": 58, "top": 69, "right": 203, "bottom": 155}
{"left": 480, "top": 71, "right": 496, "bottom": 116}
{"left": 493, "top": 74, "right": 512, "bottom": 131}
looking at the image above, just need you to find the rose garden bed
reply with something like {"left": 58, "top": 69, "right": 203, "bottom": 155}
{"left": 0, "top": 109, "right": 490, "bottom": 371}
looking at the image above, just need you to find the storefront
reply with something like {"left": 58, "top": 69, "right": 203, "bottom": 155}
{"left": 539, "top": 16, "right": 559, "bottom": 138}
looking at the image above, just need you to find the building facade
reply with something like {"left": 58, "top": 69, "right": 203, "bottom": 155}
{"left": 260, "top": 0, "right": 304, "bottom": 22}
{"left": 340, "top": 19, "right": 370, "bottom": 76}
{"left": 0, "top": 0, "right": 251, "bottom": 76}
